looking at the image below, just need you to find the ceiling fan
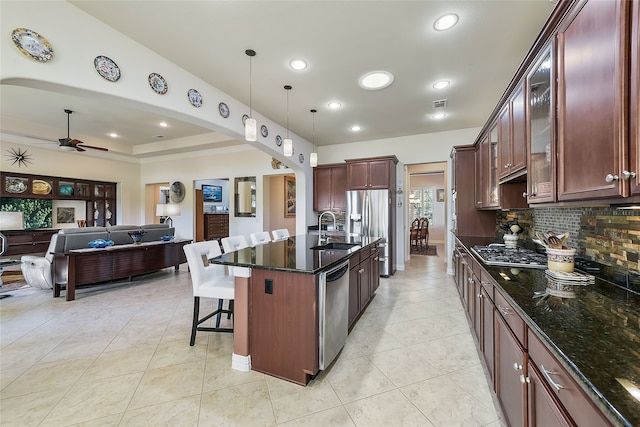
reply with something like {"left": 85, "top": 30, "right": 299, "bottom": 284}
{"left": 58, "top": 109, "right": 108, "bottom": 152}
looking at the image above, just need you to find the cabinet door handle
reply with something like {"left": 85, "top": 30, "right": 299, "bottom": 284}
{"left": 513, "top": 362, "right": 522, "bottom": 371}
{"left": 497, "top": 304, "right": 511, "bottom": 316}
{"left": 520, "top": 374, "right": 530, "bottom": 384}
{"left": 540, "top": 364, "right": 565, "bottom": 392}
{"left": 621, "top": 170, "right": 637, "bottom": 180}
{"left": 605, "top": 173, "right": 619, "bottom": 183}
{"left": 358, "top": 269, "right": 365, "bottom": 274}
{"left": 477, "top": 293, "right": 483, "bottom": 299}
{"left": 522, "top": 192, "right": 528, "bottom": 198}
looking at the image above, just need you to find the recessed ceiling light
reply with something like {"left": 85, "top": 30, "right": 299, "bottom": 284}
{"left": 432, "top": 112, "right": 447, "bottom": 120}
{"left": 433, "top": 80, "right": 450, "bottom": 89}
{"left": 359, "top": 71, "right": 394, "bottom": 90}
{"left": 154, "top": 135, "right": 165, "bottom": 139}
{"left": 351, "top": 125, "right": 362, "bottom": 132}
{"left": 434, "top": 13, "right": 459, "bottom": 31}
{"left": 328, "top": 101, "right": 342, "bottom": 109}
{"left": 109, "top": 133, "right": 118, "bottom": 138}
{"left": 289, "top": 59, "right": 307, "bottom": 70}
{"left": 159, "top": 122, "right": 168, "bottom": 127}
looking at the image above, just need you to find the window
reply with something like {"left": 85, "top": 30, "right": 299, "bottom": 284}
{"left": 409, "top": 188, "right": 433, "bottom": 225}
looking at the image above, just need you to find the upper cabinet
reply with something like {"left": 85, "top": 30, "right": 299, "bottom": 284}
{"left": 629, "top": 0, "right": 640, "bottom": 196}
{"left": 475, "top": 123, "right": 500, "bottom": 209}
{"left": 557, "top": 0, "right": 629, "bottom": 200}
{"left": 346, "top": 156, "right": 398, "bottom": 190}
{"left": 498, "top": 81, "right": 527, "bottom": 182}
{"left": 313, "top": 164, "right": 347, "bottom": 211}
{"left": 527, "top": 44, "right": 556, "bottom": 204}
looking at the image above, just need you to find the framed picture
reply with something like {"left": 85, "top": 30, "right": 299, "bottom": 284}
{"left": 57, "top": 207, "right": 75, "bottom": 223}
{"left": 285, "top": 175, "right": 296, "bottom": 217}
{"left": 436, "top": 188, "right": 445, "bottom": 202}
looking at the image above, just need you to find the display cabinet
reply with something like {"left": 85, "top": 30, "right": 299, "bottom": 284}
{"left": 527, "top": 44, "right": 555, "bottom": 203}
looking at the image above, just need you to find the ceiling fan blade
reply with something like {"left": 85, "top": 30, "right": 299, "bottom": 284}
{"left": 77, "top": 144, "right": 109, "bottom": 152}
{"left": 76, "top": 146, "right": 86, "bottom": 152}
{"left": 69, "top": 139, "right": 84, "bottom": 145}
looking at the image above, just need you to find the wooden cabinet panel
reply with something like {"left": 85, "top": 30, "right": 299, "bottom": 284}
{"left": 495, "top": 313, "right": 526, "bottom": 427}
{"left": 313, "top": 164, "right": 347, "bottom": 211}
{"left": 527, "top": 363, "right": 573, "bottom": 427}
{"left": 3, "top": 229, "right": 58, "bottom": 256}
{"left": 630, "top": 0, "right": 640, "bottom": 195}
{"left": 346, "top": 156, "right": 397, "bottom": 190}
{"left": 528, "top": 330, "right": 612, "bottom": 427}
{"left": 205, "top": 214, "right": 229, "bottom": 241}
{"left": 557, "top": 0, "right": 627, "bottom": 200}
{"left": 498, "top": 82, "right": 527, "bottom": 182}
{"left": 481, "top": 285, "right": 495, "bottom": 389}
{"left": 249, "top": 268, "right": 318, "bottom": 385}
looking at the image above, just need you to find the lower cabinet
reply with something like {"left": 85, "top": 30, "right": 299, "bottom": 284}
{"left": 2, "top": 229, "right": 58, "bottom": 256}
{"left": 454, "top": 238, "right": 614, "bottom": 427}
{"left": 348, "top": 243, "right": 378, "bottom": 329}
{"left": 496, "top": 312, "right": 527, "bottom": 427}
{"left": 527, "top": 362, "right": 572, "bottom": 427}
{"left": 204, "top": 214, "right": 229, "bottom": 241}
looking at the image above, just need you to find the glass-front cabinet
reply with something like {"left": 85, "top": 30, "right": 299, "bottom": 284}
{"left": 488, "top": 122, "right": 499, "bottom": 206}
{"left": 527, "top": 45, "right": 555, "bottom": 203}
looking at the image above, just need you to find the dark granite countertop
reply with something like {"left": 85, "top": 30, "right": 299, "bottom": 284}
{"left": 456, "top": 236, "right": 640, "bottom": 427}
{"left": 210, "top": 234, "right": 381, "bottom": 274}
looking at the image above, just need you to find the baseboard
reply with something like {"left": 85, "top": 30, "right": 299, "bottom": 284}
{"left": 232, "top": 353, "right": 251, "bottom": 372}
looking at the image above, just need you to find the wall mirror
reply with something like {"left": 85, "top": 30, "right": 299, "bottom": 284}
{"left": 234, "top": 176, "right": 256, "bottom": 217}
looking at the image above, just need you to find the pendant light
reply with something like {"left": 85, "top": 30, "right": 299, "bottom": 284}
{"left": 283, "top": 85, "right": 293, "bottom": 156}
{"left": 245, "top": 49, "right": 257, "bottom": 142}
{"left": 309, "top": 109, "right": 318, "bottom": 167}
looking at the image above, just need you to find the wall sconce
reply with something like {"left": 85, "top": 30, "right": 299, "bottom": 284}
{"left": 156, "top": 203, "right": 181, "bottom": 227}
{"left": 245, "top": 49, "right": 257, "bottom": 142}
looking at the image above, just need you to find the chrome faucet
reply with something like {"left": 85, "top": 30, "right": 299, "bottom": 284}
{"left": 318, "top": 211, "right": 336, "bottom": 243}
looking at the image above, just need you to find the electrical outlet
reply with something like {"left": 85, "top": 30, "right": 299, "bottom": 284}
{"left": 265, "top": 279, "right": 273, "bottom": 294}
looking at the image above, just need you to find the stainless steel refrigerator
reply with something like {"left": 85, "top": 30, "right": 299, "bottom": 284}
{"left": 346, "top": 189, "right": 393, "bottom": 276}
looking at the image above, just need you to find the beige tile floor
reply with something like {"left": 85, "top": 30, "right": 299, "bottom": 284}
{"left": 1, "top": 246, "right": 506, "bottom": 426}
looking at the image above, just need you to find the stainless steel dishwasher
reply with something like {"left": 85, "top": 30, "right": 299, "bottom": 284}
{"left": 318, "top": 260, "right": 350, "bottom": 370}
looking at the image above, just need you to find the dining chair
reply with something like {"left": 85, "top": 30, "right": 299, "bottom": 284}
{"left": 221, "top": 235, "right": 249, "bottom": 253}
{"left": 419, "top": 218, "right": 429, "bottom": 248}
{"left": 250, "top": 231, "right": 272, "bottom": 246}
{"left": 271, "top": 229, "right": 290, "bottom": 241}
{"left": 183, "top": 240, "right": 234, "bottom": 346}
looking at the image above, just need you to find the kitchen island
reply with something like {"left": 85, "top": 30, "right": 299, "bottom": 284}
{"left": 210, "top": 234, "right": 381, "bottom": 385}
{"left": 455, "top": 236, "right": 639, "bottom": 427}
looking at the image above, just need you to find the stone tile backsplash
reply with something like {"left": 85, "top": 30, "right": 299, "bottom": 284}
{"left": 501, "top": 207, "right": 640, "bottom": 294}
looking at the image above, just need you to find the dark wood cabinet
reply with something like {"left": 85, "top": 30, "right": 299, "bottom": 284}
{"left": 557, "top": 0, "right": 629, "bottom": 200}
{"left": 451, "top": 146, "right": 496, "bottom": 237}
{"left": 345, "top": 156, "right": 397, "bottom": 190}
{"left": 495, "top": 311, "right": 527, "bottom": 427}
{"left": 313, "top": 164, "right": 346, "bottom": 211}
{"left": 498, "top": 81, "right": 527, "bottom": 182}
{"left": 204, "top": 214, "right": 229, "bottom": 241}
{"left": 630, "top": 0, "right": 640, "bottom": 196}
{"left": 249, "top": 268, "right": 318, "bottom": 386}
{"left": 526, "top": 362, "right": 572, "bottom": 427}
{"left": 481, "top": 283, "right": 495, "bottom": 388}
{"left": 1, "top": 229, "right": 58, "bottom": 256}
{"left": 348, "top": 243, "right": 378, "bottom": 330}
{"left": 1, "top": 172, "right": 117, "bottom": 226}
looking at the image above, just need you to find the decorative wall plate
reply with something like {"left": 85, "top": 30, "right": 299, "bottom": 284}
{"left": 260, "top": 125, "right": 268, "bottom": 138}
{"left": 148, "top": 73, "right": 168, "bottom": 94}
{"left": 11, "top": 28, "right": 53, "bottom": 62}
{"left": 275, "top": 135, "right": 282, "bottom": 146}
{"left": 188, "top": 89, "right": 202, "bottom": 107}
{"left": 299, "top": 153, "right": 305, "bottom": 163}
{"left": 94, "top": 55, "right": 121, "bottom": 82}
{"left": 242, "top": 114, "right": 249, "bottom": 125}
{"left": 32, "top": 180, "right": 52, "bottom": 195}
{"left": 5, "top": 178, "right": 27, "bottom": 194}
{"left": 219, "top": 102, "right": 230, "bottom": 118}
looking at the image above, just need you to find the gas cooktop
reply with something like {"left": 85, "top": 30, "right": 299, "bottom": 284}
{"left": 471, "top": 245, "right": 548, "bottom": 269}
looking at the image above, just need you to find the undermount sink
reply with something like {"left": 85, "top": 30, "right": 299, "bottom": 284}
{"left": 311, "top": 242, "right": 360, "bottom": 251}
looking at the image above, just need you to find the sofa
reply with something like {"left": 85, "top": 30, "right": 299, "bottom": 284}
{"left": 21, "top": 224, "right": 175, "bottom": 290}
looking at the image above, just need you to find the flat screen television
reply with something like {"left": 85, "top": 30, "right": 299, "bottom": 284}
{"left": 202, "top": 184, "right": 222, "bottom": 202}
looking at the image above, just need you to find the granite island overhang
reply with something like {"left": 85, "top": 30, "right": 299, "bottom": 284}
{"left": 209, "top": 234, "right": 382, "bottom": 385}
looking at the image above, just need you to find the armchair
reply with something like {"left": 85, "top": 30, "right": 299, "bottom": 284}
{"left": 20, "top": 234, "right": 60, "bottom": 289}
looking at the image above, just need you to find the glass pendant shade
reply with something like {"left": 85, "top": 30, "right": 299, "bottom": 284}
{"left": 284, "top": 138, "right": 293, "bottom": 156}
{"left": 245, "top": 118, "right": 257, "bottom": 142}
{"left": 310, "top": 152, "right": 318, "bottom": 167}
